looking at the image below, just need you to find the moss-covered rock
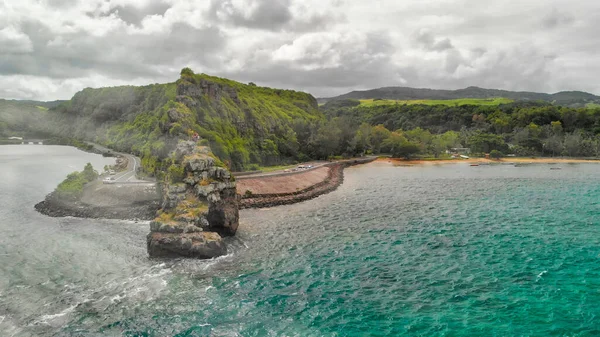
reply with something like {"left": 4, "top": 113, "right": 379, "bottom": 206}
{"left": 147, "top": 232, "right": 226, "bottom": 259}
{"left": 148, "top": 140, "right": 238, "bottom": 258}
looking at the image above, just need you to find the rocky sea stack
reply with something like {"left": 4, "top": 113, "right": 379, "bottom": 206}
{"left": 147, "top": 141, "right": 239, "bottom": 259}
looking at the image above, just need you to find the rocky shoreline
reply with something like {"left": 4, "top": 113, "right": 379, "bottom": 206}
{"left": 34, "top": 147, "right": 371, "bottom": 260}
{"left": 146, "top": 141, "right": 239, "bottom": 259}
{"left": 239, "top": 158, "right": 375, "bottom": 209}
{"left": 35, "top": 191, "right": 159, "bottom": 221}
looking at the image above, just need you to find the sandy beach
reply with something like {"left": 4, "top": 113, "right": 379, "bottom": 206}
{"left": 379, "top": 157, "right": 600, "bottom": 165}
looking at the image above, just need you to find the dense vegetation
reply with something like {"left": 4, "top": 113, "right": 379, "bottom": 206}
{"left": 317, "top": 99, "right": 600, "bottom": 158}
{"left": 46, "top": 68, "right": 321, "bottom": 172}
{"left": 320, "top": 86, "right": 600, "bottom": 107}
{"left": 0, "top": 99, "right": 54, "bottom": 138}
{"left": 6, "top": 70, "right": 600, "bottom": 170}
{"left": 54, "top": 163, "right": 98, "bottom": 200}
{"left": 358, "top": 98, "right": 513, "bottom": 107}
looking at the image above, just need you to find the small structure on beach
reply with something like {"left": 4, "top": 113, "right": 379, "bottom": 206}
{"left": 449, "top": 147, "right": 471, "bottom": 155}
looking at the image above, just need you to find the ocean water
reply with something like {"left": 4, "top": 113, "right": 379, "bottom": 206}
{"left": 2, "top": 147, "right": 600, "bottom": 336}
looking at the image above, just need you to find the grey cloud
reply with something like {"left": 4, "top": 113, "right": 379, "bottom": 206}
{"left": 2, "top": 0, "right": 600, "bottom": 100}
{"left": 0, "top": 86, "right": 37, "bottom": 101}
{"left": 107, "top": 2, "right": 171, "bottom": 26}
{"left": 208, "top": 0, "right": 341, "bottom": 32}
{"left": 444, "top": 49, "right": 465, "bottom": 74}
{"left": 46, "top": 0, "right": 78, "bottom": 9}
{"left": 414, "top": 31, "right": 454, "bottom": 51}
{"left": 0, "top": 19, "right": 225, "bottom": 81}
{"left": 404, "top": 45, "right": 556, "bottom": 94}
{"left": 0, "top": 27, "right": 33, "bottom": 54}
{"left": 542, "top": 9, "right": 575, "bottom": 29}
{"left": 223, "top": 37, "right": 558, "bottom": 98}
{"left": 221, "top": 62, "right": 403, "bottom": 98}
{"left": 220, "top": 31, "right": 403, "bottom": 95}
{"left": 471, "top": 48, "right": 487, "bottom": 58}
{"left": 209, "top": 0, "right": 293, "bottom": 31}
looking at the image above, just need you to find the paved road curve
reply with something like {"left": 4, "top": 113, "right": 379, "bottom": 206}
{"left": 113, "top": 153, "right": 143, "bottom": 183}
{"left": 85, "top": 142, "right": 150, "bottom": 184}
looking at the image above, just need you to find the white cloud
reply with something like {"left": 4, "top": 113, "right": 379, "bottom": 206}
{"left": 0, "top": 26, "right": 33, "bottom": 54}
{"left": 0, "top": 73, "right": 161, "bottom": 101}
{"left": 272, "top": 32, "right": 350, "bottom": 69}
{"left": 2, "top": 0, "right": 600, "bottom": 100}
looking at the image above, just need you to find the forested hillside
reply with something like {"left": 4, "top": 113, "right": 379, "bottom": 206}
{"left": 6, "top": 71, "right": 600, "bottom": 167}
{"left": 0, "top": 100, "right": 55, "bottom": 139}
{"left": 319, "top": 99, "right": 600, "bottom": 158}
{"left": 46, "top": 68, "right": 322, "bottom": 171}
{"left": 319, "top": 86, "right": 600, "bottom": 107}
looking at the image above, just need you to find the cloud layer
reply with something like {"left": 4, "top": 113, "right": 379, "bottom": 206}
{"left": 1, "top": 0, "right": 600, "bottom": 100}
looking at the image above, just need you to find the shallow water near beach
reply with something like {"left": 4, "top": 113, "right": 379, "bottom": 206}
{"left": 3, "top": 146, "right": 600, "bottom": 336}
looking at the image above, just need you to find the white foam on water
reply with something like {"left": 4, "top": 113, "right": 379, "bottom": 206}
{"left": 536, "top": 270, "right": 548, "bottom": 282}
{"left": 201, "top": 252, "right": 235, "bottom": 270}
{"left": 29, "top": 263, "right": 174, "bottom": 331}
{"left": 0, "top": 315, "right": 23, "bottom": 337}
{"left": 110, "top": 294, "right": 126, "bottom": 303}
{"left": 102, "top": 266, "right": 172, "bottom": 304}
{"left": 171, "top": 251, "right": 237, "bottom": 273}
{"left": 33, "top": 304, "right": 78, "bottom": 326}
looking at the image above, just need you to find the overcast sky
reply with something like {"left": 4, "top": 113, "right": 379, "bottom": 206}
{"left": 1, "top": 0, "right": 599, "bottom": 101}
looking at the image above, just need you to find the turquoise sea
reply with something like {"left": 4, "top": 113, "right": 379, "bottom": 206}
{"left": 2, "top": 146, "right": 600, "bottom": 336}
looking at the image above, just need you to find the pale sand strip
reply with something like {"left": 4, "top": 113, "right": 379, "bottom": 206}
{"left": 379, "top": 157, "right": 600, "bottom": 165}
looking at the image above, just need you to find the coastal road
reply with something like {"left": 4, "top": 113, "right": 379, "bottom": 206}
{"left": 113, "top": 153, "right": 143, "bottom": 183}
{"left": 81, "top": 143, "right": 158, "bottom": 208}
{"left": 85, "top": 142, "right": 151, "bottom": 184}
{"left": 234, "top": 161, "right": 328, "bottom": 179}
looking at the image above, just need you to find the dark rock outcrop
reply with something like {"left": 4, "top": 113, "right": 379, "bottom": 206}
{"left": 177, "top": 78, "right": 239, "bottom": 104}
{"left": 206, "top": 188, "right": 239, "bottom": 236}
{"left": 147, "top": 141, "right": 239, "bottom": 259}
{"left": 147, "top": 232, "right": 227, "bottom": 259}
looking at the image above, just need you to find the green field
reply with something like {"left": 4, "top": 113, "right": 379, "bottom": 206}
{"left": 359, "top": 98, "right": 513, "bottom": 107}
{"left": 585, "top": 103, "right": 600, "bottom": 109}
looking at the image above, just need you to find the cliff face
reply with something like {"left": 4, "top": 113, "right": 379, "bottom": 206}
{"left": 46, "top": 70, "right": 322, "bottom": 171}
{"left": 147, "top": 141, "right": 239, "bottom": 258}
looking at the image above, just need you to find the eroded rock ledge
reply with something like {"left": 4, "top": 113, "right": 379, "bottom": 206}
{"left": 147, "top": 141, "right": 239, "bottom": 259}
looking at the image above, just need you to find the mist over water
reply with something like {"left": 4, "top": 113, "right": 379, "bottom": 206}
{"left": 3, "top": 147, "right": 600, "bottom": 336}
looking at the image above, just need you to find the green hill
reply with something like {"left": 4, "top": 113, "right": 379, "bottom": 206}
{"left": 358, "top": 98, "right": 513, "bottom": 107}
{"left": 46, "top": 68, "right": 322, "bottom": 171}
{"left": 0, "top": 99, "right": 55, "bottom": 140}
{"left": 319, "top": 86, "right": 600, "bottom": 107}
{"left": 6, "top": 73, "right": 600, "bottom": 165}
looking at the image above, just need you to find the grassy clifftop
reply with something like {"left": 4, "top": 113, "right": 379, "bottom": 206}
{"left": 50, "top": 69, "right": 322, "bottom": 171}
{"left": 357, "top": 98, "right": 513, "bottom": 107}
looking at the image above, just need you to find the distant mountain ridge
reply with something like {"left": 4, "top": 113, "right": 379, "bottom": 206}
{"left": 319, "top": 86, "right": 600, "bottom": 107}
